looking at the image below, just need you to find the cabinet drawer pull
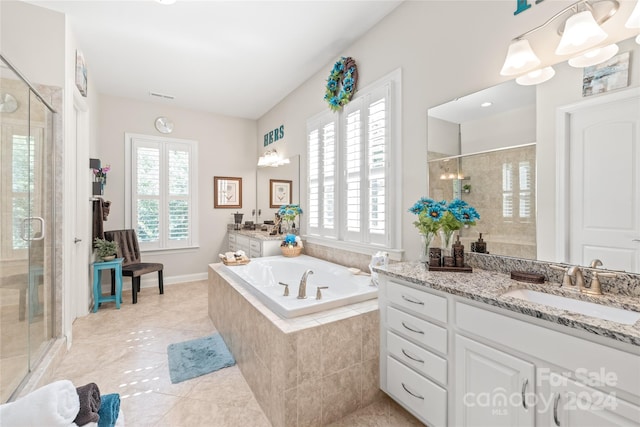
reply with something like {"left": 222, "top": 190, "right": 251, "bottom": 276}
{"left": 401, "top": 382, "right": 425, "bottom": 400}
{"left": 553, "top": 393, "right": 561, "bottom": 426}
{"left": 401, "top": 321, "right": 425, "bottom": 335}
{"left": 401, "top": 349, "right": 425, "bottom": 363}
{"left": 521, "top": 378, "right": 529, "bottom": 409}
{"left": 401, "top": 295, "right": 424, "bottom": 305}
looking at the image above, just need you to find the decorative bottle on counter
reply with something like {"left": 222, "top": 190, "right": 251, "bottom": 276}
{"left": 453, "top": 235, "right": 465, "bottom": 267}
{"left": 472, "top": 233, "right": 487, "bottom": 253}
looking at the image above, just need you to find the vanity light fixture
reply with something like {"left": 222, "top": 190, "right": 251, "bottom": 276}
{"left": 480, "top": 102, "right": 493, "bottom": 108}
{"left": 257, "top": 149, "right": 290, "bottom": 168}
{"left": 501, "top": 0, "right": 620, "bottom": 82}
{"left": 568, "top": 43, "right": 619, "bottom": 67}
{"left": 625, "top": 0, "right": 640, "bottom": 28}
{"left": 500, "top": 39, "right": 541, "bottom": 76}
{"left": 555, "top": 10, "right": 608, "bottom": 55}
{"left": 516, "top": 66, "right": 556, "bottom": 85}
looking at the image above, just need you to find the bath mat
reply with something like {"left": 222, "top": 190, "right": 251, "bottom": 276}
{"left": 167, "top": 333, "right": 236, "bottom": 384}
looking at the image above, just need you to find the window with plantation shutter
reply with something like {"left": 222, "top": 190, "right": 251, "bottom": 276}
{"left": 126, "top": 134, "right": 198, "bottom": 251}
{"left": 306, "top": 69, "right": 401, "bottom": 253}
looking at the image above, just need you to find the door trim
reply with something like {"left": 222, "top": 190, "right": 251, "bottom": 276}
{"left": 555, "top": 87, "right": 640, "bottom": 263}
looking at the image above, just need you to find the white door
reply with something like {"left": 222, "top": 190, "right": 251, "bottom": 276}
{"left": 548, "top": 373, "right": 640, "bottom": 427}
{"left": 454, "top": 335, "right": 535, "bottom": 427}
{"left": 71, "top": 94, "right": 91, "bottom": 319}
{"left": 568, "top": 92, "right": 640, "bottom": 272}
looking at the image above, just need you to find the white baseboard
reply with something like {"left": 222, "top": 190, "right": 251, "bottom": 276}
{"left": 100, "top": 271, "right": 208, "bottom": 293}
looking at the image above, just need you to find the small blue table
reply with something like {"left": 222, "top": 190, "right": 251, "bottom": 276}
{"left": 92, "top": 258, "right": 123, "bottom": 312}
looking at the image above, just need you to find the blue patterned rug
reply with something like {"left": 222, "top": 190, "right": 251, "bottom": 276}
{"left": 167, "top": 333, "right": 236, "bottom": 384}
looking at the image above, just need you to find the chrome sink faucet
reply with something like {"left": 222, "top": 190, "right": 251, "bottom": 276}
{"left": 297, "top": 269, "right": 314, "bottom": 299}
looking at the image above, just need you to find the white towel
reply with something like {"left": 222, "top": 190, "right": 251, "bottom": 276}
{"left": 0, "top": 380, "right": 80, "bottom": 427}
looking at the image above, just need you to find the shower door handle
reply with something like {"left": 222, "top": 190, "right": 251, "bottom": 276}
{"left": 74, "top": 238, "right": 82, "bottom": 244}
{"left": 20, "top": 217, "right": 45, "bottom": 241}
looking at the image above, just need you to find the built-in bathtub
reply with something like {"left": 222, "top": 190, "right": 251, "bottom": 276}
{"left": 208, "top": 255, "right": 382, "bottom": 427}
{"left": 221, "top": 255, "right": 377, "bottom": 318}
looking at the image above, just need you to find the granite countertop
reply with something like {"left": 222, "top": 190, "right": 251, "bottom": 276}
{"left": 375, "top": 262, "right": 640, "bottom": 347}
{"left": 230, "top": 229, "right": 283, "bottom": 241}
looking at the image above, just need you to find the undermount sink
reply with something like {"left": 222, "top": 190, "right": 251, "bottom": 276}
{"left": 503, "top": 289, "right": 640, "bottom": 325}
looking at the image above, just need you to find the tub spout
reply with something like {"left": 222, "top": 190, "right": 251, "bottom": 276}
{"left": 297, "top": 269, "right": 314, "bottom": 299}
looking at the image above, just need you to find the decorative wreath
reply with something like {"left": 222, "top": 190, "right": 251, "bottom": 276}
{"left": 324, "top": 56, "right": 358, "bottom": 112}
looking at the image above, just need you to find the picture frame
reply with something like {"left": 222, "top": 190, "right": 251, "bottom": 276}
{"left": 269, "top": 179, "right": 292, "bottom": 208}
{"left": 214, "top": 176, "right": 242, "bottom": 208}
{"left": 582, "top": 51, "right": 630, "bottom": 97}
{"left": 75, "top": 50, "right": 88, "bottom": 97}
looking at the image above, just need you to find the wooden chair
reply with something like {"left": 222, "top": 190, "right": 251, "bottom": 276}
{"left": 104, "top": 229, "right": 164, "bottom": 304}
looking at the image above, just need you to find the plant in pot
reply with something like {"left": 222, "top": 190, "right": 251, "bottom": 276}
{"left": 94, "top": 237, "right": 118, "bottom": 262}
{"left": 462, "top": 184, "right": 471, "bottom": 193}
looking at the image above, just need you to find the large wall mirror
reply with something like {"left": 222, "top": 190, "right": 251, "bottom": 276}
{"left": 256, "top": 155, "right": 300, "bottom": 225}
{"left": 427, "top": 36, "right": 640, "bottom": 273}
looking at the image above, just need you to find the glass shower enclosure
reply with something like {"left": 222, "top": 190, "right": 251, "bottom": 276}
{"left": 0, "top": 54, "right": 56, "bottom": 402}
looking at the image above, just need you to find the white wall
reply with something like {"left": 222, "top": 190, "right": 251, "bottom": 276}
{"left": 0, "top": 1, "right": 65, "bottom": 87}
{"left": 96, "top": 95, "right": 257, "bottom": 282}
{"left": 461, "top": 104, "right": 536, "bottom": 154}
{"left": 536, "top": 37, "right": 640, "bottom": 262}
{"left": 257, "top": 0, "right": 639, "bottom": 261}
{"left": 427, "top": 117, "right": 459, "bottom": 156}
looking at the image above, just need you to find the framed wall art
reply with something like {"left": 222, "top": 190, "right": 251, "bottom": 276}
{"left": 214, "top": 176, "right": 242, "bottom": 208}
{"left": 270, "top": 179, "right": 292, "bottom": 208}
{"left": 75, "top": 49, "right": 88, "bottom": 97}
{"left": 582, "top": 51, "right": 630, "bottom": 97}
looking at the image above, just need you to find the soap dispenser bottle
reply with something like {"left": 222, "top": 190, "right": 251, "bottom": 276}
{"left": 474, "top": 233, "right": 486, "bottom": 253}
{"left": 453, "top": 235, "right": 465, "bottom": 267}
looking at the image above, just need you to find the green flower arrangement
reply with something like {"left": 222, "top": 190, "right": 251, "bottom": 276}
{"left": 324, "top": 56, "right": 358, "bottom": 111}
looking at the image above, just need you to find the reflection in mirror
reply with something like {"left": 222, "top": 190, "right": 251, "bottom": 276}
{"left": 428, "top": 80, "right": 537, "bottom": 259}
{"left": 427, "top": 36, "right": 640, "bottom": 273}
{"left": 256, "top": 155, "right": 300, "bottom": 225}
{"left": 428, "top": 145, "right": 537, "bottom": 259}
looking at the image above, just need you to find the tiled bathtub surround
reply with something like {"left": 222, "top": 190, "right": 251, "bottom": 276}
{"left": 303, "top": 242, "right": 377, "bottom": 273}
{"left": 208, "top": 264, "right": 384, "bottom": 427}
{"left": 375, "top": 261, "right": 640, "bottom": 346}
{"left": 467, "top": 252, "right": 640, "bottom": 298}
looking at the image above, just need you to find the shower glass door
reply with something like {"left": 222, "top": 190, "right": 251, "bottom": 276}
{"left": 0, "top": 57, "right": 55, "bottom": 402}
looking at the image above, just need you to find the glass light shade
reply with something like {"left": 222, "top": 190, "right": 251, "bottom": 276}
{"left": 568, "top": 44, "right": 619, "bottom": 67}
{"left": 626, "top": 0, "right": 640, "bottom": 28}
{"left": 500, "top": 39, "right": 541, "bottom": 76}
{"left": 516, "top": 67, "right": 556, "bottom": 86}
{"left": 556, "top": 11, "right": 608, "bottom": 56}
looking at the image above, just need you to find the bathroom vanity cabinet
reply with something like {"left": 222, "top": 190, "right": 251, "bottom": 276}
{"left": 228, "top": 230, "right": 281, "bottom": 258}
{"left": 378, "top": 274, "right": 640, "bottom": 427}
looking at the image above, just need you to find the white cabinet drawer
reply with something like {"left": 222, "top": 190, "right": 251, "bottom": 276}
{"left": 388, "top": 280, "right": 447, "bottom": 323}
{"left": 387, "top": 306, "right": 447, "bottom": 355}
{"left": 249, "top": 240, "right": 261, "bottom": 252}
{"left": 387, "top": 331, "right": 447, "bottom": 386}
{"left": 228, "top": 242, "right": 237, "bottom": 251}
{"left": 236, "top": 235, "right": 250, "bottom": 251}
{"left": 228, "top": 233, "right": 237, "bottom": 243}
{"left": 387, "top": 356, "right": 447, "bottom": 427}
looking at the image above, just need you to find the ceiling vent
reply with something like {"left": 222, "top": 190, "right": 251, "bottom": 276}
{"left": 149, "top": 91, "right": 175, "bottom": 100}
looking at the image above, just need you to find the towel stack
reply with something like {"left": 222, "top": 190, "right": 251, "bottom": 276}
{"left": 0, "top": 381, "right": 122, "bottom": 427}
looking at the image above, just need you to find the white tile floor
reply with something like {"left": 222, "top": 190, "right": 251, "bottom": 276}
{"left": 50, "top": 280, "right": 422, "bottom": 426}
